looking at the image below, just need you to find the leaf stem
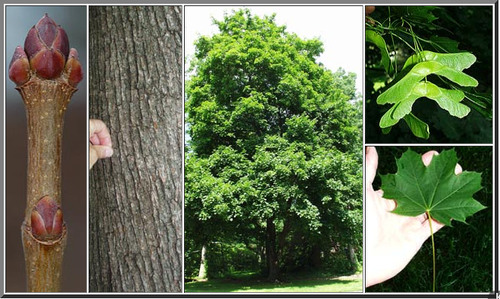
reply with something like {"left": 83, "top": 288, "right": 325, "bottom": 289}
{"left": 426, "top": 210, "right": 436, "bottom": 292}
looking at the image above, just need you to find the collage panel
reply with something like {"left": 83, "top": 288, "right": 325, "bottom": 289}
{"left": 184, "top": 5, "right": 364, "bottom": 293}
{"left": 364, "top": 4, "right": 495, "bottom": 295}
{"left": 2, "top": 3, "right": 497, "bottom": 296}
{"left": 365, "top": 146, "right": 493, "bottom": 292}
{"left": 5, "top": 5, "right": 87, "bottom": 292}
{"left": 88, "top": 6, "right": 183, "bottom": 293}
{"left": 365, "top": 6, "right": 493, "bottom": 144}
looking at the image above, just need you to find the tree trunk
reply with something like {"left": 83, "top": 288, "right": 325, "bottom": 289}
{"left": 310, "top": 244, "right": 322, "bottom": 268}
{"left": 198, "top": 245, "right": 207, "bottom": 280}
{"left": 348, "top": 244, "right": 358, "bottom": 270}
{"left": 266, "top": 218, "right": 279, "bottom": 281}
{"left": 89, "top": 6, "right": 182, "bottom": 292}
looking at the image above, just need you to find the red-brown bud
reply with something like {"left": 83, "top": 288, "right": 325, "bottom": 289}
{"left": 30, "top": 196, "right": 64, "bottom": 241}
{"left": 23, "top": 14, "right": 69, "bottom": 79}
{"left": 65, "top": 48, "right": 83, "bottom": 87}
{"left": 8, "top": 46, "right": 30, "bottom": 85}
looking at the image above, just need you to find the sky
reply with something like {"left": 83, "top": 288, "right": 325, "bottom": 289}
{"left": 185, "top": 5, "right": 363, "bottom": 93}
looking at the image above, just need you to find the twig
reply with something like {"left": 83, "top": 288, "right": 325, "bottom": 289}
{"left": 8, "top": 14, "right": 83, "bottom": 292}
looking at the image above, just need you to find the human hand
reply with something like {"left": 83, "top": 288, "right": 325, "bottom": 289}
{"left": 365, "top": 147, "right": 462, "bottom": 287}
{"left": 89, "top": 119, "right": 113, "bottom": 169}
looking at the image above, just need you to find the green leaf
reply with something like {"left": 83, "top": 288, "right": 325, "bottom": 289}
{"left": 429, "top": 36, "right": 460, "bottom": 53}
{"left": 381, "top": 149, "right": 485, "bottom": 226}
{"left": 449, "top": 83, "right": 493, "bottom": 120}
{"left": 366, "top": 30, "right": 393, "bottom": 74}
{"left": 403, "top": 6, "right": 439, "bottom": 24}
{"left": 403, "top": 113, "right": 430, "bottom": 139}
{"left": 402, "top": 51, "right": 476, "bottom": 71}
{"left": 379, "top": 82, "right": 470, "bottom": 128}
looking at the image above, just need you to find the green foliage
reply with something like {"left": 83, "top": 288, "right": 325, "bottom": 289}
{"left": 370, "top": 147, "right": 492, "bottom": 292}
{"left": 205, "top": 242, "right": 261, "bottom": 279}
{"left": 185, "top": 9, "right": 362, "bottom": 280}
{"left": 365, "top": 6, "right": 492, "bottom": 143}
{"left": 381, "top": 149, "right": 484, "bottom": 226}
{"left": 366, "top": 30, "right": 392, "bottom": 73}
{"left": 377, "top": 52, "right": 478, "bottom": 138}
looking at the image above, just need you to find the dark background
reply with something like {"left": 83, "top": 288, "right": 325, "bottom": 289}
{"left": 5, "top": 6, "right": 87, "bottom": 292}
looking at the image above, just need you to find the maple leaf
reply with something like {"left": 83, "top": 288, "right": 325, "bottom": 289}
{"left": 380, "top": 149, "right": 485, "bottom": 226}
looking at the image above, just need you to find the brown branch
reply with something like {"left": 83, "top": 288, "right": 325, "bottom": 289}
{"left": 20, "top": 79, "right": 74, "bottom": 291}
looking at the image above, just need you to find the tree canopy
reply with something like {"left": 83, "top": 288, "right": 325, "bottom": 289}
{"left": 185, "top": 9, "right": 362, "bottom": 280}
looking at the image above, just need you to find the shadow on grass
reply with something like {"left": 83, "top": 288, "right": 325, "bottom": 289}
{"left": 185, "top": 274, "right": 362, "bottom": 293}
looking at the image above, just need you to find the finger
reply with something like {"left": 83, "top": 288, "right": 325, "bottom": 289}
{"left": 431, "top": 219, "right": 445, "bottom": 233}
{"left": 91, "top": 145, "right": 113, "bottom": 160}
{"left": 416, "top": 213, "right": 427, "bottom": 224}
{"left": 89, "top": 147, "right": 98, "bottom": 169}
{"left": 365, "top": 6, "right": 375, "bottom": 15}
{"left": 89, "top": 119, "right": 112, "bottom": 147}
{"left": 383, "top": 198, "right": 397, "bottom": 212}
{"left": 90, "top": 134, "right": 100, "bottom": 145}
{"left": 421, "top": 150, "right": 439, "bottom": 167}
{"left": 374, "top": 189, "right": 396, "bottom": 212}
{"left": 417, "top": 217, "right": 445, "bottom": 244}
{"left": 366, "top": 147, "right": 378, "bottom": 184}
{"left": 421, "top": 149, "right": 462, "bottom": 174}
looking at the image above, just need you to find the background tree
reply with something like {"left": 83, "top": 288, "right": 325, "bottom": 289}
{"left": 185, "top": 10, "right": 362, "bottom": 281}
{"left": 89, "top": 6, "right": 182, "bottom": 292}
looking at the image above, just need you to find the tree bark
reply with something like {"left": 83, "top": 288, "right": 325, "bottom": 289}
{"left": 348, "top": 244, "right": 358, "bottom": 270}
{"left": 310, "top": 244, "right": 322, "bottom": 268}
{"left": 89, "top": 6, "right": 182, "bottom": 292}
{"left": 266, "top": 218, "right": 279, "bottom": 281}
{"left": 198, "top": 245, "right": 207, "bottom": 280}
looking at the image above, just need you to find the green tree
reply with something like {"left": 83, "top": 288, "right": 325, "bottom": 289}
{"left": 185, "top": 9, "right": 362, "bottom": 281}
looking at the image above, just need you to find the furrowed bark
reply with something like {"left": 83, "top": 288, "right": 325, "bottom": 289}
{"left": 89, "top": 6, "right": 182, "bottom": 292}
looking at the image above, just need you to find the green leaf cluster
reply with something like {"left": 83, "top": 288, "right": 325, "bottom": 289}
{"left": 377, "top": 51, "right": 478, "bottom": 139}
{"left": 365, "top": 6, "right": 492, "bottom": 142}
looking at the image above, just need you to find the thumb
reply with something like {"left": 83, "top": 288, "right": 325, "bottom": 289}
{"left": 89, "top": 145, "right": 113, "bottom": 169}
{"left": 366, "top": 147, "right": 378, "bottom": 185}
{"left": 92, "top": 145, "right": 113, "bottom": 159}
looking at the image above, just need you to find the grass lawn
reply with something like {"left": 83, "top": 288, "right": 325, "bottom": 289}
{"left": 185, "top": 272, "right": 362, "bottom": 293}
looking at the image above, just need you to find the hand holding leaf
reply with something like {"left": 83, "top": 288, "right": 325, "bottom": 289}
{"left": 381, "top": 148, "right": 484, "bottom": 225}
{"left": 378, "top": 148, "right": 485, "bottom": 291}
{"left": 366, "top": 148, "right": 445, "bottom": 288}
